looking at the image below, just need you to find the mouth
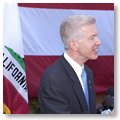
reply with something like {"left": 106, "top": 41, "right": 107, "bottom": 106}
{"left": 92, "top": 48, "right": 99, "bottom": 55}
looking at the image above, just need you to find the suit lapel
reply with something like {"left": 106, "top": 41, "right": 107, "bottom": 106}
{"left": 72, "top": 79, "right": 89, "bottom": 111}
{"left": 85, "top": 66, "right": 96, "bottom": 113}
{"left": 60, "top": 56, "right": 88, "bottom": 111}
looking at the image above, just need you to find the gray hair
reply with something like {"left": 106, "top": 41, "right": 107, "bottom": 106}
{"left": 60, "top": 15, "right": 96, "bottom": 50}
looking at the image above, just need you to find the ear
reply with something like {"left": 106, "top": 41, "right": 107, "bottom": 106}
{"left": 69, "top": 40, "right": 78, "bottom": 51}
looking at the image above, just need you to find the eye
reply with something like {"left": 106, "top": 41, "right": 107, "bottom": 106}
{"left": 89, "top": 37, "right": 94, "bottom": 40}
{"left": 88, "top": 33, "right": 98, "bottom": 42}
{"left": 88, "top": 36, "right": 95, "bottom": 41}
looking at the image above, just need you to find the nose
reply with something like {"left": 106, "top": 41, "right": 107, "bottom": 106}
{"left": 96, "top": 37, "right": 101, "bottom": 45}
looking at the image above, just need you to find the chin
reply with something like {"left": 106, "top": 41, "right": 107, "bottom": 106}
{"left": 91, "top": 55, "right": 98, "bottom": 60}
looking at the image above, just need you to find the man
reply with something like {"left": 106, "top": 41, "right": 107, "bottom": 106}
{"left": 38, "top": 15, "right": 101, "bottom": 114}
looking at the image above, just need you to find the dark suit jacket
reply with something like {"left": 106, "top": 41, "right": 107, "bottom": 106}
{"left": 38, "top": 55, "right": 97, "bottom": 114}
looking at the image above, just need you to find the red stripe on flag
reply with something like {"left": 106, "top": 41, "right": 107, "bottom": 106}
{"left": 18, "top": 3, "right": 114, "bottom": 10}
{"left": 3, "top": 76, "right": 28, "bottom": 114}
{"left": 25, "top": 55, "right": 114, "bottom": 98}
{"left": 86, "top": 56, "right": 114, "bottom": 93}
{"left": 25, "top": 56, "right": 59, "bottom": 98}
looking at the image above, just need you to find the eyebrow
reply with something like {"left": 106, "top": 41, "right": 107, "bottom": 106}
{"left": 88, "top": 32, "right": 98, "bottom": 39}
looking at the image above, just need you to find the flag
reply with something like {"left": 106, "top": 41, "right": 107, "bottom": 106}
{"left": 18, "top": 3, "right": 114, "bottom": 98}
{"left": 3, "top": 3, "right": 28, "bottom": 114}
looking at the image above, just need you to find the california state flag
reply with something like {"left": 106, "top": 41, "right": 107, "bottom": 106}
{"left": 3, "top": 3, "right": 28, "bottom": 114}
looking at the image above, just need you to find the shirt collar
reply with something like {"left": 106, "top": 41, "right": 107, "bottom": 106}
{"left": 64, "top": 52, "right": 84, "bottom": 76}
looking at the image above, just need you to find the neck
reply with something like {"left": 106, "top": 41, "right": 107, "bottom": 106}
{"left": 66, "top": 50, "right": 88, "bottom": 66}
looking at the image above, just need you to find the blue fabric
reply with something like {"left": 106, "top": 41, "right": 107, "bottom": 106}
{"left": 81, "top": 68, "right": 90, "bottom": 111}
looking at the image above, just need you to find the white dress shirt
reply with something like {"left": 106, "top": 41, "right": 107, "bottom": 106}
{"left": 64, "top": 52, "right": 85, "bottom": 92}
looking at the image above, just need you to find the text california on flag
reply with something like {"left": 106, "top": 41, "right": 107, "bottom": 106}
{"left": 3, "top": 46, "right": 28, "bottom": 102}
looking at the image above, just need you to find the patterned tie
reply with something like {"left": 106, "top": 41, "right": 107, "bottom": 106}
{"left": 81, "top": 67, "right": 90, "bottom": 111}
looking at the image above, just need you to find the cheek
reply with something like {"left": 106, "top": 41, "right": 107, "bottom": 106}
{"left": 78, "top": 42, "right": 93, "bottom": 54}
{"left": 85, "top": 44, "right": 96, "bottom": 56}
{"left": 88, "top": 43, "right": 95, "bottom": 51}
{"left": 78, "top": 44, "right": 86, "bottom": 52}
{"left": 78, "top": 46, "right": 89, "bottom": 54}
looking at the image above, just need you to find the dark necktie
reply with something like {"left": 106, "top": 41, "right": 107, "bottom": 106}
{"left": 81, "top": 68, "right": 90, "bottom": 111}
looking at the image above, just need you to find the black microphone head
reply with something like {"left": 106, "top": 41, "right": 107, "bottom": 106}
{"left": 106, "top": 87, "right": 114, "bottom": 97}
{"left": 97, "top": 105, "right": 104, "bottom": 114}
{"left": 102, "top": 95, "right": 114, "bottom": 109}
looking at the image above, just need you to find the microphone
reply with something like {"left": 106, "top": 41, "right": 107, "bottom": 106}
{"left": 101, "top": 109, "right": 112, "bottom": 114}
{"left": 97, "top": 94, "right": 114, "bottom": 114}
{"left": 105, "top": 87, "right": 114, "bottom": 97}
{"left": 102, "top": 95, "right": 114, "bottom": 110}
{"left": 97, "top": 105, "right": 105, "bottom": 114}
{"left": 97, "top": 105, "right": 112, "bottom": 114}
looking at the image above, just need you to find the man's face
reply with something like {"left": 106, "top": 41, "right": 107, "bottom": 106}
{"left": 76, "top": 23, "right": 101, "bottom": 61}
